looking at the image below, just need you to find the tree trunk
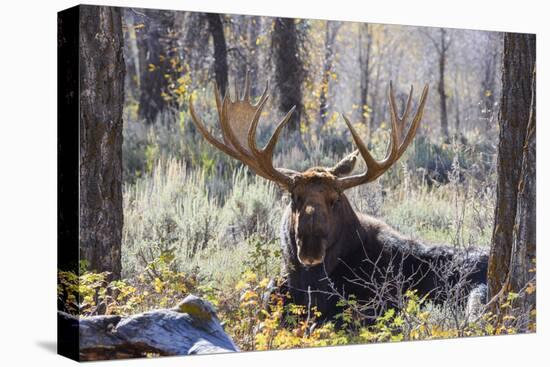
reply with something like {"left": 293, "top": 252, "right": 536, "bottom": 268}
{"left": 79, "top": 5, "right": 125, "bottom": 279}
{"left": 507, "top": 67, "right": 536, "bottom": 312}
{"left": 206, "top": 13, "right": 229, "bottom": 95}
{"left": 319, "top": 22, "right": 340, "bottom": 124}
{"left": 487, "top": 33, "right": 536, "bottom": 305}
{"left": 438, "top": 29, "right": 450, "bottom": 140}
{"left": 181, "top": 13, "right": 209, "bottom": 77}
{"left": 359, "top": 23, "right": 372, "bottom": 126}
{"left": 454, "top": 92, "right": 460, "bottom": 134}
{"left": 453, "top": 71, "right": 461, "bottom": 136}
{"left": 481, "top": 33, "right": 501, "bottom": 127}
{"left": 136, "top": 10, "right": 175, "bottom": 123}
{"left": 272, "top": 18, "right": 305, "bottom": 134}
{"left": 370, "top": 57, "right": 382, "bottom": 137}
{"left": 123, "top": 10, "right": 140, "bottom": 102}
{"left": 247, "top": 17, "right": 261, "bottom": 96}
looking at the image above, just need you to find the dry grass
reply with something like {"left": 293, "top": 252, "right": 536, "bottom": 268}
{"left": 121, "top": 117, "right": 496, "bottom": 287}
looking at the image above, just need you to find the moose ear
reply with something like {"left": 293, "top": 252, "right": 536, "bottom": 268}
{"left": 329, "top": 150, "right": 359, "bottom": 177}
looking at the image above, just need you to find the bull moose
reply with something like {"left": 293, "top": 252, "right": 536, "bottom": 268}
{"left": 189, "top": 73, "right": 488, "bottom": 322}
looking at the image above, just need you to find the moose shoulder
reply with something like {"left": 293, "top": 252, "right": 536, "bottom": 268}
{"left": 189, "top": 72, "right": 488, "bottom": 323}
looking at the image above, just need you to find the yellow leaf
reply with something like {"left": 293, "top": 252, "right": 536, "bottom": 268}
{"left": 259, "top": 278, "right": 270, "bottom": 288}
{"left": 241, "top": 289, "right": 257, "bottom": 302}
{"left": 235, "top": 280, "right": 247, "bottom": 291}
{"left": 242, "top": 270, "right": 257, "bottom": 283}
{"left": 154, "top": 278, "right": 164, "bottom": 293}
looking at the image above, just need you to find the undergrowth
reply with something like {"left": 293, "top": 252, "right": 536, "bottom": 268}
{"left": 58, "top": 249, "right": 535, "bottom": 352}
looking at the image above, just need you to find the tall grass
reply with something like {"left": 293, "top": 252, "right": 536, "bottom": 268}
{"left": 122, "top": 158, "right": 285, "bottom": 284}
{"left": 122, "top": 111, "right": 496, "bottom": 285}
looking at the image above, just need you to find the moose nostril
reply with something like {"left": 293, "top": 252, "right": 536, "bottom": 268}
{"left": 302, "top": 259, "right": 314, "bottom": 267}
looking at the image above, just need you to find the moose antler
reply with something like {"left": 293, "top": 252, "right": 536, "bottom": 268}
{"left": 337, "top": 82, "right": 429, "bottom": 190}
{"left": 189, "top": 72, "right": 298, "bottom": 189}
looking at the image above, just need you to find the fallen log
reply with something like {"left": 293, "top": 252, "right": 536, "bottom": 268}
{"left": 58, "top": 294, "right": 239, "bottom": 361}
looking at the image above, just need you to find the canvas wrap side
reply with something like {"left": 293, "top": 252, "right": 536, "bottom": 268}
{"left": 57, "top": 5, "right": 80, "bottom": 361}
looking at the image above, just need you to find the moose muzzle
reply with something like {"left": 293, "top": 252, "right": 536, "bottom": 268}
{"left": 296, "top": 237, "right": 327, "bottom": 268}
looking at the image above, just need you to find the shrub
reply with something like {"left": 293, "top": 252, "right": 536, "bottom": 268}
{"left": 220, "top": 168, "right": 283, "bottom": 242}
{"left": 122, "top": 159, "right": 222, "bottom": 277}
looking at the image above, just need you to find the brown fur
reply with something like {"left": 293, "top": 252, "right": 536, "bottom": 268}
{"left": 280, "top": 157, "right": 488, "bottom": 323}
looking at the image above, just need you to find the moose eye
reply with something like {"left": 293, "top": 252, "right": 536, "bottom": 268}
{"left": 330, "top": 196, "right": 340, "bottom": 208}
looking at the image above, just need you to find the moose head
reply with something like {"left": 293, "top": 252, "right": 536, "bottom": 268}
{"left": 189, "top": 73, "right": 429, "bottom": 269}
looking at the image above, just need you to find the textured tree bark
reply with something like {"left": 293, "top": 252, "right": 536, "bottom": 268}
{"left": 79, "top": 5, "right": 125, "bottom": 279}
{"left": 272, "top": 18, "right": 305, "bottom": 134}
{"left": 488, "top": 33, "right": 536, "bottom": 303}
{"left": 506, "top": 67, "right": 536, "bottom": 309}
{"left": 207, "top": 13, "right": 229, "bottom": 95}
